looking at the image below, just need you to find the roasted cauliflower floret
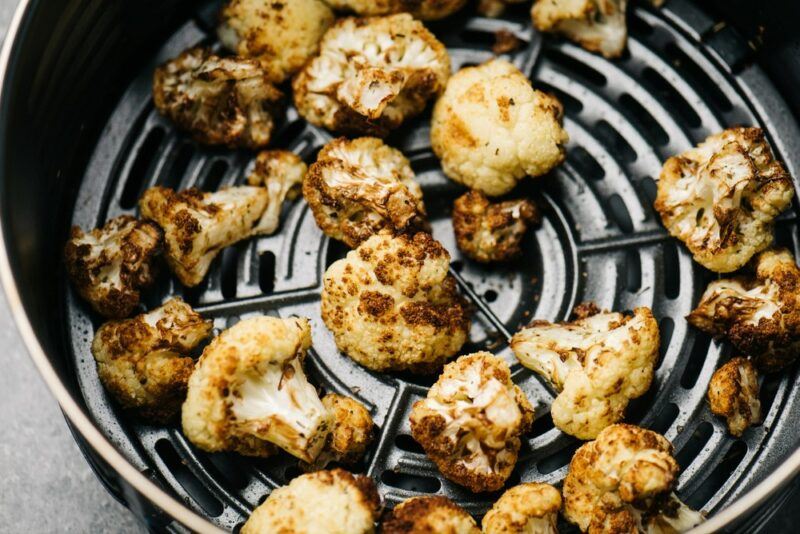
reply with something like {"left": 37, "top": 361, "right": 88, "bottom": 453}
{"left": 654, "top": 127, "right": 793, "bottom": 273}
{"left": 381, "top": 496, "right": 480, "bottom": 534}
{"left": 431, "top": 59, "right": 568, "bottom": 197}
{"left": 92, "top": 298, "right": 211, "bottom": 423}
{"left": 303, "top": 393, "right": 375, "bottom": 470}
{"left": 218, "top": 0, "right": 334, "bottom": 83}
{"left": 563, "top": 424, "right": 704, "bottom": 533}
{"left": 478, "top": 0, "right": 527, "bottom": 18}
{"left": 247, "top": 150, "right": 307, "bottom": 236}
{"left": 688, "top": 248, "right": 800, "bottom": 372}
{"left": 242, "top": 469, "right": 380, "bottom": 534}
{"left": 304, "top": 137, "right": 429, "bottom": 248}
{"left": 325, "top": 0, "right": 468, "bottom": 20}
{"left": 532, "top": 0, "right": 628, "bottom": 59}
{"left": 511, "top": 305, "right": 659, "bottom": 440}
{"left": 482, "top": 483, "right": 562, "bottom": 534}
{"left": 322, "top": 231, "right": 470, "bottom": 373}
{"left": 64, "top": 215, "right": 162, "bottom": 319}
{"left": 410, "top": 352, "right": 534, "bottom": 492}
{"left": 140, "top": 185, "right": 268, "bottom": 287}
{"left": 293, "top": 14, "right": 450, "bottom": 137}
{"left": 452, "top": 190, "right": 539, "bottom": 263}
{"left": 153, "top": 47, "right": 283, "bottom": 149}
{"left": 182, "top": 316, "right": 330, "bottom": 461}
{"left": 708, "top": 357, "right": 761, "bottom": 437}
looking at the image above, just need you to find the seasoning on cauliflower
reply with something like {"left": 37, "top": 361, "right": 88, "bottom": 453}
{"left": 452, "top": 190, "right": 539, "bottom": 263}
{"left": 687, "top": 248, "right": 800, "bottom": 372}
{"left": 218, "top": 0, "right": 334, "bottom": 83}
{"left": 304, "top": 137, "right": 429, "bottom": 248}
{"left": 325, "top": 0, "right": 467, "bottom": 20}
{"left": 247, "top": 150, "right": 307, "bottom": 236}
{"left": 381, "top": 496, "right": 480, "bottom": 534}
{"left": 322, "top": 231, "right": 470, "bottom": 373}
{"left": 532, "top": 0, "right": 628, "bottom": 59}
{"left": 91, "top": 298, "right": 212, "bottom": 423}
{"left": 482, "top": 483, "right": 562, "bottom": 534}
{"left": 293, "top": 14, "right": 450, "bottom": 137}
{"left": 242, "top": 469, "right": 381, "bottom": 534}
{"left": 654, "top": 127, "right": 794, "bottom": 273}
{"left": 708, "top": 357, "right": 761, "bottom": 437}
{"left": 409, "top": 352, "right": 534, "bottom": 492}
{"left": 140, "top": 185, "right": 268, "bottom": 287}
{"left": 430, "top": 59, "right": 568, "bottom": 197}
{"left": 64, "top": 215, "right": 162, "bottom": 319}
{"left": 303, "top": 393, "right": 375, "bottom": 470}
{"left": 479, "top": 0, "right": 527, "bottom": 18}
{"left": 182, "top": 316, "right": 330, "bottom": 461}
{"left": 153, "top": 47, "right": 283, "bottom": 149}
{"left": 511, "top": 304, "right": 658, "bottom": 440}
{"left": 563, "top": 424, "right": 705, "bottom": 533}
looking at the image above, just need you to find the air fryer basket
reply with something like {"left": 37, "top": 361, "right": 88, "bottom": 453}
{"left": 2, "top": 0, "right": 800, "bottom": 532}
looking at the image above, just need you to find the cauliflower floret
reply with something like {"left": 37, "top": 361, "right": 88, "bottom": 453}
{"left": 247, "top": 150, "right": 307, "bottom": 236}
{"left": 381, "top": 496, "right": 480, "bottom": 534}
{"left": 326, "top": 0, "right": 468, "bottom": 20}
{"left": 532, "top": 0, "right": 628, "bottom": 59}
{"left": 478, "top": 0, "right": 527, "bottom": 18}
{"left": 431, "top": 59, "right": 568, "bottom": 197}
{"left": 303, "top": 393, "right": 375, "bottom": 470}
{"left": 708, "top": 357, "right": 761, "bottom": 437}
{"left": 64, "top": 215, "right": 162, "bottom": 319}
{"left": 511, "top": 304, "right": 659, "bottom": 440}
{"left": 293, "top": 14, "right": 450, "bottom": 137}
{"left": 91, "top": 298, "right": 211, "bottom": 422}
{"left": 409, "top": 352, "right": 534, "bottom": 492}
{"left": 218, "top": 0, "right": 334, "bottom": 83}
{"left": 140, "top": 185, "right": 268, "bottom": 287}
{"left": 304, "top": 137, "right": 429, "bottom": 248}
{"left": 687, "top": 248, "right": 800, "bottom": 372}
{"left": 482, "top": 483, "right": 562, "bottom": 534}
{"left": 452, "top": 190, "right": 539, "bottom": 263}
{"left": 654, "top": 127, "right": 793, "bottom": 273}
{"left": 182, "top": 316, "right": 330, "bottom": 461}
{"left": 322, "top": 231, "right": 470, "bottom": 373}
{"left": 243, "top": 469, "right": 380, "bottom": 534}
{"left": 563, "top": 424, "right": 704, "bottom": 533}
{"left": 153, "top": 47, "right": 283, "bottom": 149}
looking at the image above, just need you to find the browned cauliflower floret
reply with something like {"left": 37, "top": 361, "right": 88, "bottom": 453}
{"left": 409, "top": 352, "right": 535, "bottom": 492}
{"left": 478, "top": 0, "right": 527, "bottom": 18}
{"left": 431, "top": 59, "right": 568, "bottom": 197}
{"left": 91, "top": 298, "right": 212, "bottom": 423}
{"left": 511, "top": 305, "right": 659, "bottom": 440}
{"left": 532, "top": 0, "right": 628, "bottom": 59}
{"left": 654, "top": 127, "right": 793, "bottom": 273}
{"left": 380, "top": 496, "right": 480, "bottom": 534}
{"left": 303, "top": 393, "right": 375, "bottom": 470}
{"left": 688, "top": 248, "right": 800, "bottom": 372}
{"left": 293, "top": 14, "right": 450, "bottom": 137}
{"left": 322, "top": 231, "right": 470, "bottom": 373}
{"left": 482, "top": 483, "right": 562, "bottom": 534}
{"left": 563, "top": 424, "right": 704, "bottom": 533}
{"left": 708, "top": 357, "right": 761, "bottom": 437}
{"left": 140, "top": 185, "right": 268, "bottom": 287}
{"left": 242, "top": 469, "right": 381, "bottom": 534}
{"left": 247, "top": 150, "right": 307, "bottom": 236}
{"left": 64, "top": 215, "right": 162, "bottom": 319}
{"left": 182, "top": 316, "right": 330, "bottom": 461}
{"left": 304, "top": 137, "right": 429, "bottom": 248}
{"left": 153, "top": 47, "right": 283, "bottom": 149}
{"left": 218, "top": 0, "right": 334, "bottom": 83}
{"left": 452, "top": 190, "right": 539, "bottom": 263}
{"left": 326, "top": 0, "right": 467, "bottom": 20}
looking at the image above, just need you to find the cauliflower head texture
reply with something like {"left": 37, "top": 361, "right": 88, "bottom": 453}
{"left": 381, "top": 496, "right": 480, "bottom": 534}
{"left": 532, "top": 0, "right": 628, "bottom": 59}
{"left": 482, "top": 483, "right": 562, "bottom": 534}
{"left": 326, "top": 0, "right": 467, "bottom": 20}
{"left": 303, "top": 393, "right": 375, "bottom": 470}
{"left": 247, "top": 150, "right": 307, "bottom": 236}
{"left": 431, "top": 59, "right": 568, "bottom": 197}
{"left": 708, "top": 357, "right": 761, "bottom": 437}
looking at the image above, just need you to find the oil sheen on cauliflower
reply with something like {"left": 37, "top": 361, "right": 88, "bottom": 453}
{"left": 482, "top": 483, "right": 562, "bottom": 534}
{"left": 140, "top": 185, "right": 268, "bottom": 287}
{"left": 247, "top": 150, "right": 307, "bottom": 236}
{"left": 708, "top": 357, "right": 761, "bottom": 437}
{"left": 511, "top": 304, "right": 659, "bottom": 440}
{"left": 563, "top": 424, "right": 705, "bottom": 533}
{"left": 410, "top": 352, "right": 535, "bottom": 492}
{"left": 303, "top": 393, "right": 375, "bottom": 470}
{"left": 654, "top": 127, "right": 793, "bottom": 273}
{"left": 431, "top": 59, "right": 568, "bottom": 197}
{"left": 532, "top": 0, "right": 628, "bottom": 59}
{"left": 304, "top": 137, "right": 429, "bottom": 248}
{"left": 293, "top": 14, "right": 450, "bottom": 137}
{"left": 218, "top": 0, "right": 334, "bottom": 83}
{"left": 182, "top": 316, "right": 330, "bottom": 461}
{"left": 242, "top": 469, "right": 380, "bottom": 534}
{"left": 688, "top": 248, "right": 800, "bottom": 372}
{"left": 381, "top": 496, "right": 480, "bottom": 534}
{"left": 325, "top": 0, "right": 468, "bottom": 20}
{"left": 64, "top": 215, "right": 162, "bottom": 319}
{"left": 322, "top": 231, "right": 470, "bottom": 373}
{"left": 153, "top": 47, "right": 283, "bottom": 149}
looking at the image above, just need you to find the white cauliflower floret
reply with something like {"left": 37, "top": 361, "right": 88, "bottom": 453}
{"left": 322, "top": 231, "right": 470, "bottom": 373}
{"left": 532, "top": 0, "right": 628, "bottom": 59}
{"left": 431, "top": 59, "right": 568, "bottom": 197}
{"left": 563, "top": 424, "right": 704, "bottom": 533}
{"left": 182, "top": 316, "right": 330, "bottom": 461}
{"left": 409, "top": 352, "right": 534, "bottom": 492}
{"left": 140, "top": 185, "right": 268, "bottom": 287}
{"left": 242, "top": 469, "right": 380, "bottom": 534}
{"left": 482, "top": 483, "right": 562, "bottom": 534}
{"left": 91, "top": 298, "right": 212, "bottom": 423}
{"left": 381, "top": 496, "right": 480, "bottom": 534}
{"left": 293, "top": 14, "right": 450, "bottom": 137}
{"left": 303, "top": 393, "right": 375, "bottom": 470}
{"left": 304, "top": 137, "right": 429, "bottom": 248}
{"left": 511, "top": 303, "right": 659, "bottom": 440}
{"left": 654, "top": 127, "right": 794, "bottom": 273}
{"left": 64, "top": 215, "right": 162, "bottom": 318}
{"left": 708, "top": 357, "right": 761, "bottom": 437}
{"left": 325, "top": 0, "right": 467, "bottom": 20}
{"left": 247, "top": 150, "right": 307, "bottom": 236}
{"left": 478, "top": 0, "right": 527, "bottom": 18}
{"left": 153, "top": 47, "right": 283, "bottom": 149}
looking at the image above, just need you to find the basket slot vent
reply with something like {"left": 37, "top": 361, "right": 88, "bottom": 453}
{"left": 681, "top": 333, "right": 712, "bottom": 389}
{"left": 657, "top": 316, "right": 675, "bottom": 369}
{"left": 547, "top": 48, "right": 607, "bottom": 87}
{"left": 162, "top": 142, "right": 195, "bottom": 189}
{"left": 155, "top": 439, "right": 224, "bottom": 517}
{"left": 202, "top": 159, "right": 229, "bottom": 191}
{"left": 120, "top": 127, "right": 165, "bottom": 209}
{"left": 460, "top": 29, "right": 496, "bottom": 50}
{"left": 687, "top": 440, "right": 747, "bottom": 510}
{"left": 381, "top": 471, "right": 441, "bottom": 493}
{"left": 662, "top": 243, "right": 680, "bottom": 299}
{"left": 617, "top": 93, "right": 669, "bottom": 147}
{"left": 258, "top": 251, "right": 276, "bottom": 294}
{"left": 537, "top": 440, "right": 581, "bottom": 474}
{"left": 206, "top": 454, "right": 251, "bottom": 492}
{"left": 529, "top": 412, "right": 555, "bottom": 439}
{"left": 640, "top": 67, "right": 702, "bottom": 129}
{"left": 759, "top": 371, "right": 785, "bottom": 417}
{"left": 220, "top": 245, "right": 242, "bottom": 299}
{"left": 625, "top": 250, "right": 642, "bottom": 292}
{"left": 594, "top": 120, "right": 637, "bottom": 164}
{"left": 283, "top": 465, "right": 303, "bottom": 485}
{"left": 608, "top": 194, "right": 634, "bottom": 234}
{"left": 663, "top": 43, "right": 733, "bottom": 113}
{"left": 395, "top": 434, "right": 425, "bottom": 455}
{"left": 675, "top": 421, "right": 714, "bottom": 472}
{"left": 650, "top": 402, "right": 679, "bottom": 434}
{"left": 567, "top": 146, "right": 604, "bottom": 181}
{"left": 537, "top": 81, "right": 583, "bottom": 114}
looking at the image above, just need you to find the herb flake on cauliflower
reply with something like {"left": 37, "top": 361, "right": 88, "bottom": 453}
{"left": 381, "top": 495, "right": 480, "bottom": 534}
{"left": 532, "top": 0, "right": 628, "bottom": 59}
{"left": 247, "top": 150, "right": 307, "bottom": 236}
{"left": 482, "top": 483, "right": 562, "bottom": 534}
{"left": 708, "top": 357, "right": 761, "bottom": 437}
